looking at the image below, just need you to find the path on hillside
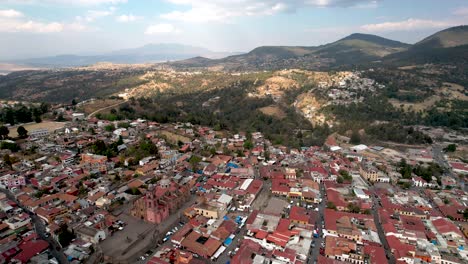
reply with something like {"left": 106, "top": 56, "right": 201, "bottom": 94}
{"left": 87, "top": 100, "right": 128, "bottom": 118}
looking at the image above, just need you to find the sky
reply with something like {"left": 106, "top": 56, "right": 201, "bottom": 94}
{"left": 0, "top": 0, "right": 467, "bottom": 60}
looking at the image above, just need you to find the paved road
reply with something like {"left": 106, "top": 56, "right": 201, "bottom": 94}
{"left": 0, "top": 188, "right": 68, "bottom": 264}
{"left": 308, "top": 182, "right": 325, "bottom": 264}
{"left": 432, "top": 144, "right": 466, "bottom": 191}
{"left": 370, "top": 187, "right": 395, "bottom": 264}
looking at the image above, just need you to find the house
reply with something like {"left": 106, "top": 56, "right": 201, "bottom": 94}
{"left": 180, "top": 230, "right": 222, "bottom": 258}
{"left": 75, "top": 226, "right": 106, "bottom": 244}
{"left": 432, "top": 218, "right": 466, "bottom": 247}
{"left": 29, "top": 129, "right": 49, "bottom": 138}
{"left": 359, "top": 163, "right": 379, "bottom": 182}
{"left": 194, "top": 204, "right": 220, "bottom": 219}
{"left": 412, "top": 176, "right": 433, "bottom": 188}
{"left": 450, "top": 162, "right": 468, "bottom": 174}
{"left": 11, "top": 240, "right": 49, "bottom": 263}
{"left": 0, "top": 174, "right": 26, "bottom": 189}
{"left": 353, "top": 188, "right": 369, "bottom": 200}
{"left": 324, "top": 235, "right": 364, "bottom": 264}
{"left": 5, "top": 214, "right": 31, "bottom": 230}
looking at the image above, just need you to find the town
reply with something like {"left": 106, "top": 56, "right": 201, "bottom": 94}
{"left": 0, "top": 107, "right": 467, "bottom": 264}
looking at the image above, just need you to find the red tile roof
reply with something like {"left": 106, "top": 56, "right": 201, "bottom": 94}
{"left": 364, "top": 244, "right": 388, "bottom": 264}
{"left": 432, "top": 218, "right": 463, "bottom": 237}
{"left": 13, "top": 240, "right": 49, "bottom": 263}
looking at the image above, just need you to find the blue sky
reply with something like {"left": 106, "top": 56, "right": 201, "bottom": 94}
{"left": 0, "top": 0, "right": 467, "bottom": 59}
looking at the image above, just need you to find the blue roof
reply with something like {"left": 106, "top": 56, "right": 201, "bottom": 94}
{"left": 223, "top": 215, "right": 229, "bottom": 220}
{"left": 224, "top": 237, "right": 233, "bottom": 246}
{"left": 227, "top": 162, "right": 239, "bottom": 168}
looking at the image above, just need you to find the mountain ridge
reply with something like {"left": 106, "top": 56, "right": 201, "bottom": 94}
{"left": 169, "top": 25, "right": 468, "bottom": 70}
{"left": 5, "top": 43, "right": 242, "bottom": 68}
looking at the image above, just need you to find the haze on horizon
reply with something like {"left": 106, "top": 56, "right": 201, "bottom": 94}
{"left": 0, "top": 0, "right": 468, "bottom": 60}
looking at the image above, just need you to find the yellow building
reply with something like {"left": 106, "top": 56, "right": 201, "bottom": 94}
{"left": 194, "top": 204, "right": 220, "bottom": 219}
{"left": 359, "top": 164, "right": 378, "bottom": 182}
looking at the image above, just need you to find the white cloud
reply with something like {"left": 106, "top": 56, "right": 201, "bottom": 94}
{"left": 78, "top": 8, "right": 114, "bottom": 22}
{"left": 0, "top": 18, "right": 64, "bottom": 33}
{"left": 0, "top": 9, "right": 23, "bottom": 18}
{"left": 361, "top": 18, "right": 460, "bottom": 32}
{"left": 0, "top": 8, "right": 62, "bottom": 33}
{"left": 161, "top": 0, "right": 378, "bottom": 23}
{"left": 3, "top": 0, "right": 127, "bottom": 6}
{"left": 145, "top": 23, "right": 180, "bottom": 34}
{"left": 0, "top": 8, "right": 92, "bottom": 33}
{"left": 116, "top": 14, "right": 142, "bottom": 23}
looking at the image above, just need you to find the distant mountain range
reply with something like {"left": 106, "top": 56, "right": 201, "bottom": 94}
{"left": 3, "top": 25, "right": 468, "bottom": 71}
{"left": 169, "top": 25, "right": 468, "bottom": 70}
{"left": 6, "top": 43, "right": 242, "bottom": 68}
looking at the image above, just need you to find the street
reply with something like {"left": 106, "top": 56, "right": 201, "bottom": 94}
{"left": 369, "top": 187, "right": 396, "bottom": 264}
{"left": 308, "top": 182, "right": 325, "bottom": 264}
{"left": 432, "top": 144, "right": 466, "bottom": 192}
{"left": 0, "top": 188, "right": 69, "bottom": 264}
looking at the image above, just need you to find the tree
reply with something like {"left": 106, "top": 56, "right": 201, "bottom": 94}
{"left": 1, "top": 142, "right": 20, "bottom": 152}
{"left": 104, "top": 124, "right": 115, "bottom": 132}
{"left": 327, "top": 201, "right": 337, "bottom": 210}
{"left": 337, "top": 176, "right": 344, "bottom": 184}
{"left": 339, "top": 169, "right": 352, "bottom": 181}
{"left": 0, "top": 126, "right": 9, "bottom": 139}
{"left": 350, "top": 130, "right": 361, "bottom": 144}
{"left": 58, "top": 225, "right": 75, "bottom": 247}
{"left": 243, "top": 140, "right": 254, "bottom": 150}
{"left": 398, "top": 158, "right": 412, "bottom": 179}
{"left": 444, "top": 144, "right": 457, "bottom": 152}
{"left": 56, "top": 113, "right": 65, "bottom": 121}
{"left": 17, "top": 126, "right": 28, "bottom": 138}
{"left": 347, "top": 203, "right": 360, "bottom": 213}
{"left": 3, "top": 154, "right": 12, "bottom": 166}
{"left": 72, "top": 99, "right": 77, "bottom": 105}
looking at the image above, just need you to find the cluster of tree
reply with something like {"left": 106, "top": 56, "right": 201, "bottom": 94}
{"left": 363, "top": 68, "right": 439, "bottom": 103}
{"left": 100, "top": 81, "right": 328, "bottom": 147}
{"left": 339, "top": 170, "right": 353, "bottom": 181}
{"left": 90, "top": 137, "right": 124, "bottom": 158}
{"left": 398, "top": 158, "right": 444, "bottom": 183}
{"left": 125, "top": 187, "right": 142, "bottom": 195}
{"left": 424, "top": 104, "right": 468, "bottom": 129}
{"left": 3, "top": 154, "right": 19, "bottom": 167}
{"left": 366, "top": 124, "right": 433, "bottom": 145}
{"left": 0, "top": 125, "right": 28, "bottom": 139}
{"left": 0, "top": 103, "right": 49, "bottom": 125}
{"left": 444, "top": 144, "right": 457, "bottom": 152}
{"left": 57, "top": 224, "right": 75, "bottom": 247}
{"left": 123, "top": 138, "right": 160, "bottom": 165}
{"left": 347, "top": 203, "right": 361, "bottom": 214}
{"left": 0, "top": 69, "right": 148, "bottom": 103}
{"left": 0, "top": 141, "right": 20, "bottom": 152}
